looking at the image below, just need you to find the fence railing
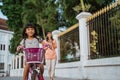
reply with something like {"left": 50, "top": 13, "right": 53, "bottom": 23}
{"left": 87, "top": 2, "right": 120, "bottom": 59}
{"left": 58, "top": 23, "right": 80, "bottom": 63}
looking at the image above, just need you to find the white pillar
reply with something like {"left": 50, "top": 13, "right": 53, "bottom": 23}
{"left": 76, "top": 12, "right": 91, "bottom": 79}
{"left": 13, "top": 58, "right": 14, "bottom": 69}
{"left": 19, "top": 56, "right": 21, "bottom": 69}
{"left": 15, "top": 57, "right": 17, "bottom": 70}
{"left": 52, "top": 30, "right": 61, "bottom": 63}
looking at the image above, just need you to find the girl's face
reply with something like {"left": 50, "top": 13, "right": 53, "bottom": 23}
{"left": 47, "top": 32, "right": 52, "bottom": 38}
{"left": 25, "top": 27, "right": 35, "bottom": 37}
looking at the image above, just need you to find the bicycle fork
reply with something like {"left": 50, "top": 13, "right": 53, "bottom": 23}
{"left": 28, "top": 64, "right": 40, "bottom": 80}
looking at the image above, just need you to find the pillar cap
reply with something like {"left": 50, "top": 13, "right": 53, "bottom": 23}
{"left": 52, "top": 30, "right": 61, "bottom": 36}
{"left": 76, "top": 12, "right": 92, "bottom": 20}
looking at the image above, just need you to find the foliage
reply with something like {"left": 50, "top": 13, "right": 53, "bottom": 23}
{"left": 0, "top": 0, "right": 59, "bottom": 54}
{"left": 59, "top": 0, "right": 79, "bottom": 26}
{"left": 110, "top": 9, "right": 120, "bottom": 52}
{"left": 60, "top": 0, "right": 114, "bottom": 26}
{"left": 84, "top": 0, "right": 114, "bottom": 12}
{"left": 22, "top": 0, "right": 59, "bottom": 39}
{"left": 1, "top": 0, "right": 23, "bottom": 54}
{"left": 90, "top": 31, "right": 98, "bottom": 54}
{"left": 10, "top": 29, "right": 22, "bottom": 53}
{"left": 1, "top": 0, "right": 23, "bottom": 30}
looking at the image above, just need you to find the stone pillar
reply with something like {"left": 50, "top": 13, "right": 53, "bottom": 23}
{"left": 52, "top": 30, "right": 61, "bottom": 63}
{"left": 76, "top": 12, "right": 91, "bottom": 79}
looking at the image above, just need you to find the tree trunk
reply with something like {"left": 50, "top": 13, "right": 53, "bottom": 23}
{"left": 80, "top": 0, "right": 85, "bottom": 11}
{"left": 41, "top": 25, "right": 46, "bottom": 39}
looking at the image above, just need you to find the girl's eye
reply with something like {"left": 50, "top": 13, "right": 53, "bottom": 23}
{"left": 27, "top": 28, "right": 34, "bottom": 31}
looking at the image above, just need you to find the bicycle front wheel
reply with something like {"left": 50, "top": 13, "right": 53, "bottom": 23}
{"left": 31, "top": 70, "right": 39, "bottom": 80}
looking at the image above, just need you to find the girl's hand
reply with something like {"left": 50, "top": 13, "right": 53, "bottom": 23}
{"left": 48, "top": 44, "right": 52, "bottom": 50}
{"left": 17, "top": 45, "right": 24, "bottom": 52}
{"left": 43, "top": 44, "right": 52, "bottom": 50}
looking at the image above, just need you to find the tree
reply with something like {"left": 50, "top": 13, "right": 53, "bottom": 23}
{"left": 1, "top": 0, "right": 23, "bottom": 54}
{"left": 22, "top": 0, "right": 59, "bottom": 39}
{"left": 59, "top": 0, "right": 79, "bottom": 26}
{"left": 0, "top": 0, "right": 59, "bottom": 54}
{"left": 60, "top": 0, "right": 114, "bottom": 26}
{"left": 84, "top": 0, "right": 114, "bottom": 12}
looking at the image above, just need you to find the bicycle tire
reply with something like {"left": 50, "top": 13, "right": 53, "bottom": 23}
{"left": 31, "top": 70, "right": 39, "bottom": 80}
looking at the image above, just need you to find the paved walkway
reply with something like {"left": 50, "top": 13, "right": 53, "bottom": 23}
{"left": 0, "top": 77, "right": 82, "bottom": 80}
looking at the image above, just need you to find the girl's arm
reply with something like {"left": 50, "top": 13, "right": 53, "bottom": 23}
{"left": 52, "top": 40, "right": 57, "bottom": 49}
{"left": 16, "top": 39, "right": 24, "bottom": 52}
{"left": 17, "top": 45, "right": 21, "bottom": 52}
{"left": 42, "top": 40, "right": 49, "bottom": 50}
{"left": 17, "top": 45, "right": 24, "bottom": 52}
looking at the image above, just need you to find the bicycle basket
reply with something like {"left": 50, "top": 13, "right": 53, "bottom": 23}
{"left": 24, "top": 48, "right": 44, "bottom": 63}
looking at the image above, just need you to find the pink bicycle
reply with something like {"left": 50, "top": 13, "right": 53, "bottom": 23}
{"left": 24, "top": 48, "right": 44, "bottom": 80}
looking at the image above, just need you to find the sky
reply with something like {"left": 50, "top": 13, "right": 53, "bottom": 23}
{"left": 0, "top": 2, "right": 7, "bottom": 19}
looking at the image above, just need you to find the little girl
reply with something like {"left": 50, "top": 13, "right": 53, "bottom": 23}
{"left": 17, "top": 23, "right": 44, "bottom": 80}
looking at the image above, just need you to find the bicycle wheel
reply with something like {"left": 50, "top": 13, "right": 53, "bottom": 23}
{"left": 31, "top": 70, "right": 39, "bottom": 80}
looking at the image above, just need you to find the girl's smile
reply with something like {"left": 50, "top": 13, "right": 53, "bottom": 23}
{"left": 25, "top": 27, "right": 35, "bottom": 38}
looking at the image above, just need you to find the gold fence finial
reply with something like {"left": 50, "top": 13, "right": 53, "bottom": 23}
{"left": 95, "top": 12, "right": 98, "bottom": 17}
{"left": 111, "top": 3, "right": 117, "bottom": 8}
{"left": 88, "top": 16, "right": 91, "bottom": 21}
{"left": 87, "top": 17, "right": 90, "bottom": 21}
{"left": 93, "top": 13, "right": 96, "bottom": 19}
{"left": 99, "top": 9, "right": 102, "bottom": 15}
{"left": 91, "top": 13, "right": 94, "bottom": 19}
{"left": 98, "top": 10, "right": 101, "bottom": 16}
{"left": 109, "top": 3, "right": 112, "bottom": 10}
{"left": 106, "top": 5, "right": 109, "bottom": 11}
{"left": 103, "top": 8, "right": 105, "bottom": 13}
{"left": 101, "top": 8, "right": 104, "bottom": 14}
{"left": 118, "top": 0, "right": 120, "bottom": 5}
{"left": 89, "top": 16, "right": 92, "bottom": 21}
{"left": 97, "top": 11, "right": 99, "bottom": 17}
{"left": 104, "top": 7, "right": 107, "bottom": 13}
{"left": 94, "top": 12, "right": 97, "bottom": 18}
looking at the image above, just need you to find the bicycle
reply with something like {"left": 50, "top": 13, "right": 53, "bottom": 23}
{"left": 23, "top": 48, "right": 44, "bottom": 80}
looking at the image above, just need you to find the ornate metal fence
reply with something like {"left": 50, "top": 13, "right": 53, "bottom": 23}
{"left": 59, "top": 23, "right": 80, "bottom": 63}
{"left": 87, "top": 2, "right": 120, "bottom": 59}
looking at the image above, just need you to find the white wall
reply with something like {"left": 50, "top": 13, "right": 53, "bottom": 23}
{"left": 9, "top": 55, "right": 120, "bottom": 80}
{"left": 51, "top": 57, "right": 120, "bottom": 80}
{"left": 0, "top": 29, "right": 13, "bottom": 76}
